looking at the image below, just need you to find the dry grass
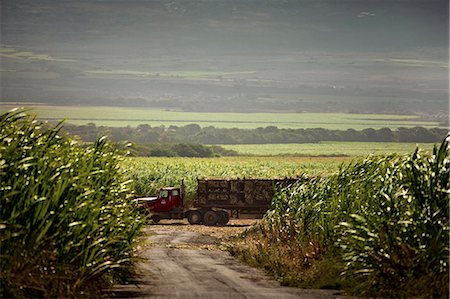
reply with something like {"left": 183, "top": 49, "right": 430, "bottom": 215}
{"left": 229, "top": 224, "right": 346, "bottom": 290}
{"left": 151, "top": 219, "right": 260, "bottom": 240}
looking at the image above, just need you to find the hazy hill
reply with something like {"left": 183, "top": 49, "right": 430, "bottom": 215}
{"left": 1, "top": 0, "right": 448, "bottom": 114}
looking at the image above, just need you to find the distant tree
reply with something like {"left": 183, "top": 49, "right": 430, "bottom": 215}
{"left": 141, "top": 131, "right": 159, "bottom": 143}
{"left": 344, "top": 128, "right": 359, "bottom": 141}
{"left": 362, "top": 128, "right": 377, "bottom": 141}
{"left": 263, "top": 126, "right": 278, "bottom": 133}
{"left": 411, "top": 126, "right": 437, "bottom": 142}
{"left": 377, "top": 127, "right": 394, "bottom": 142}
{"left": 396, "top": 127, "right": 413, "bottom": 142}
{"left": 137, "top": 124, "right": 151, "bottom": 133}
{"left": 184, "top": 124, "right": 201, "bottom": 135}
{"left": 149, "top": 146, "right": 178, "bottom": 157}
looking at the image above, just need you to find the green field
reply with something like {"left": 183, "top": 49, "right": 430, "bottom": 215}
{"left": 123, "top": 156, "right": 350, "bottom": 200}
{"left": 0, "top": 105, "right": 440, "bottom": 130}
{"left": 220, "top": 142, "right": 438, "bottom": 157}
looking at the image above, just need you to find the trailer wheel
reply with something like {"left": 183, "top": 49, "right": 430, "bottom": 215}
{"left": 150, "top": 215, "right": 161, "bottom": 224}
{"left": 217, "top": 211, "right": 230, "bottom": 226}
{"left": 187, "top": 210, "right": 202, "bottom": 225}
{"left": 203, "top": 210, "right": 218, "bottom": 226}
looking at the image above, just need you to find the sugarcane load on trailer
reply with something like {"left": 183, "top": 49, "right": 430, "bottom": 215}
{"left": 134, "top": 178, "right": 298, "bottom": 226}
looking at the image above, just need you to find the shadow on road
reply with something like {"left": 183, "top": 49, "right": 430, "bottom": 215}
{"left": 151, "top": 222, "right": 252, "bottom": 228}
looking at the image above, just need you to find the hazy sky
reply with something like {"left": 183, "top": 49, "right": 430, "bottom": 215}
{"left": 2, "top": 0, "right": 448, "bottom": 57}
{"left": 1, "top": 0, "right": 448, "bottom": 114}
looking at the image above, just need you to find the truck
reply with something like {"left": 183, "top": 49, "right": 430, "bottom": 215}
{"left": 134, "top": 178, "right": 298, "bottom": 226}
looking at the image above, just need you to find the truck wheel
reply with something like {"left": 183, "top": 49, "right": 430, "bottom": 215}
{"left": 150, "top": 215, "right": 161, "bottom": 224}
{"left": 203, "top": 210, "right": 218, "bottom": 226}
{"left": 217, "top": 211, "right": 230, "bottom": 226}
{"left": 187, "top": 210, "right": 202, "bottom": 225}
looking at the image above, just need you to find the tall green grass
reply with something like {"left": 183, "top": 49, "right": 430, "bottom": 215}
{"left": 253, "top": 136, "right": 449, "bottom": 297}
{"left": 0, "top": 109, "right": 142, "bottom": 297}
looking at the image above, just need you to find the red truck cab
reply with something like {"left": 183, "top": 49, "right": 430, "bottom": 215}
{"left": 148, "top": 187, "right": 183, "bottom": 213}
{"left": 142, "top": 187, "right": 184, "bottom": 222}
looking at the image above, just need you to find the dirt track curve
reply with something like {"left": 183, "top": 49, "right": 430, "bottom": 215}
{"left": 112, "top": 220, "right": 351, "bottom": 299}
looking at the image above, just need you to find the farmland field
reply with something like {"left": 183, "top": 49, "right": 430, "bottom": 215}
{"left": 0, "top": 105, "right": 441, "bottom": 130}
{"left": 122, "top": 141, "right": 436, "bottom": 200}
{"left": 220, "top": 142, "right": 438, "bottom": 156}
{"left": 122, "top": 156, "right": 349, "bottom": 202}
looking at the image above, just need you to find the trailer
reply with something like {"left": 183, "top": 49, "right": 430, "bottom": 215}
{"left": 135, "top": 178, "right": 298, "bottom": 226}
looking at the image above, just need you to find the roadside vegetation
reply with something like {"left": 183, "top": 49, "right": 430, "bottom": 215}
{"left": 0, "top": 110, "right": 143, "bottom": 298}
{"left": 230, "top": 137, "right": 449, "bottom": 298}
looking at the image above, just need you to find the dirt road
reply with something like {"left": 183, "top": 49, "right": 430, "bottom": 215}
{"left": 112, "top": 220, "right": 349, "bottom": 299}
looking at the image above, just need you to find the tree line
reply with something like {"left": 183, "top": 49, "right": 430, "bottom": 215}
{"left": 128, "top": 142, "right": 238, "bottom": 157}
{"left": 63, "top": 123, "right": 447, "bottom": 146}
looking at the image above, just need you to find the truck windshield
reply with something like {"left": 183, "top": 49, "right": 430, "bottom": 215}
{"left": 160, "top": 190, "right": 169, "bottom": 198}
